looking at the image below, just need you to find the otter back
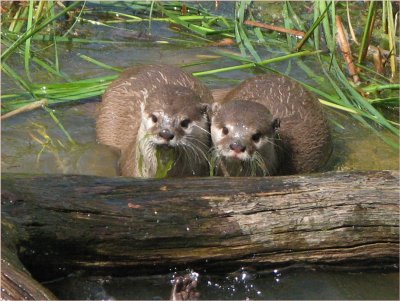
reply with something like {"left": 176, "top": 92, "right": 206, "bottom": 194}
{"left": 222, "top": 74, "right": 332, "bottom": 174}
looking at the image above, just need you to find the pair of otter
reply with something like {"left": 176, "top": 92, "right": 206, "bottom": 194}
{"left": 96, "top": 64, "right": 331, "bottom": 177}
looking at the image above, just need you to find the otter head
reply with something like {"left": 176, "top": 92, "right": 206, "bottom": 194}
{"left": 140, "top": 85, "right": 209, "bottom": 149}
{"left": 135, "top": 85, "right": 210, "bottom": 177}
{"left": 210, "top": 100, "right": 280, "bottom": 176}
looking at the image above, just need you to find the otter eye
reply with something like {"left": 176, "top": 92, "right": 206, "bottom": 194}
{"left": 180, "top": 119, "right": 191, "bottom": 128}
{"left": 252, "top": 133, "right": 261, "bottom": 143}
{"left": 150, "top": 114, "right": 158, "bottom": 123}
{"left": 222, "top": 126, "right": 229, "bottom": 135}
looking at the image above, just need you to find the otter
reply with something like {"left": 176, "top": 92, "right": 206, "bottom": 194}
{"left": 210, "top": 73, "right": 332, "bottom": 176}
{"left": 211, "top": 100, "right": 280, "bottom": 176}
{"left": 96, "top": 64, "right": 213, "bottom": 177}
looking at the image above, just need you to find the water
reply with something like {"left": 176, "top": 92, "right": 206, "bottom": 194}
{"left": 1, "top": 1, "right": 398, "bottom": 300}
{"left": 45, "top": 268, "right": 399, "bottom": 300}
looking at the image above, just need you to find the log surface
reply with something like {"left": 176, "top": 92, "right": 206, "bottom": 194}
{"left": 1, "top": 171, "right": 399, "bottom": 280}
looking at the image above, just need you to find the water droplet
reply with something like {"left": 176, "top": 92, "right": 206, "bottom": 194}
{"left": 189, "top": 271, "right": 199, "bottom": 281}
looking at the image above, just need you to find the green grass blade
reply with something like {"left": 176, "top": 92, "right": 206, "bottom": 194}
{"left": 296, "top": 1, "right": 332, "bottom": 51}
{"left": 43, "top": 106, "right": 76, "bottom": 145}
{"left": 385, "top": 0, "right": 398, "bottom": 79}
{"left": 283, "top": 1, "right": 295, "bottom": 49}
{"left": 193, "top": 50, "right": 320, "bottom": 76}
{"left": 31, "top": 57, "right": 70, "bottom": 80}
{"left": 148, "top": 0, "right": 155, "bottom": 33}
{"left": 24, "top": 0, "right": 35, "bottom": 81}
{"left": 63, "top": 1, "right": 87, "bottom": 37}
{"left": 78, "top": 54, "right": 123, "bottom": 72}
{"left": 2, "top": 1, "right": 82, "bottom": 62}
{"left": 358, "top": 0, "right": 377, "bottom": 64}
{"left": 319, "top": 0, "right": 334, "bottom": 51}
{"left": 1, "top": 63, "right": 33, "bottom": 94}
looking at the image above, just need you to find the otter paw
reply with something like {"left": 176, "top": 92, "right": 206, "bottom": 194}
{"left": 170, "top": 274, "right": 200, "bottom": 301}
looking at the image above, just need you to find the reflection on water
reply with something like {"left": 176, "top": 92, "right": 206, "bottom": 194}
{"left": 45, "top": 268, "right": 399, "bottom": 300}
{"left": 2, "top": 103, "right": 119, "bottom": 176}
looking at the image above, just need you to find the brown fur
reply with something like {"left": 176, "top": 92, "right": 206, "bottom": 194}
{"left": 211, "top": 100, "right": 279, "bottom": 176}
{"left": 96, "top": 65, "right": 213, "bottom": 177}
{"left": 213, "top": 73, "right": 332, "bottom": 175}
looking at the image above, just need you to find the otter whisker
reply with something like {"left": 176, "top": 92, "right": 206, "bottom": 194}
{"left": 177, "top": 145, "right": 191, "bottom": 176}
{"left": 184, "top": 136, "right": 211, "bottom": 164}
{"left": 176, "top": 136, "right": 208, "bottom": 176}
{"left": 253, "top": 151, "right": 269, "bottom": 176}
{"left": 186, "top": 137, "right": 210, "bottom": 156}
{"left": 192, "top": 123, "right": 211, "bottom": 135}
{"left": 264, "top": 136, "right": 282, "bottom": 151}
{"left": 185, "top": 135, "right": 210, "bottom": 150}
{"left": 184, "top": 140, "right": 208, "bottom": 166}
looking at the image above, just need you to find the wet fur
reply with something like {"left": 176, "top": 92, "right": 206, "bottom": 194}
{"left": 211, "top": 100, "right": 280, "bottom": 176}
{"left": 212, "top": 73, "right": 332, "bottom": 175}
{"left": 96, "top": 65, "right": 213, "bottom": 177}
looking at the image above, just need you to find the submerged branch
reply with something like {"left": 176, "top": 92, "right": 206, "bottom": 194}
{"left": 244, "top": 20, "right": 305, "bottom": 37}
{"left": 0, "top": 99, "right": 48, "bottom": 120}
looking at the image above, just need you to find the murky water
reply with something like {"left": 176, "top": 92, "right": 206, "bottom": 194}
{"left": 1, "top": 1, "right": 398, "bottom": 300}
{"left": 44, "top": 268, "right": 399, "bottom": 300}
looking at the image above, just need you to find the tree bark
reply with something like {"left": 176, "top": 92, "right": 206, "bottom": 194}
{"left": 1, "top": 171, "right": 399, "bottom": 283}
{"left": 1, "top": 218, "right": 57, "bottom": 300}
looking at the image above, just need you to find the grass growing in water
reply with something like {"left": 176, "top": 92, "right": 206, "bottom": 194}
{"left": 1, "top": 0, "right": 399, "bottom": 149}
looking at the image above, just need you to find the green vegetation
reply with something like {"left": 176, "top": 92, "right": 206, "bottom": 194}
{"left": 1, "top": 0, "right": 399, "bottom": 148}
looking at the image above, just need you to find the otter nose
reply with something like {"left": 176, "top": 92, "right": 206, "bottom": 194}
{"left": 229, "top": 142, "right": 246, "bottom": 153}
{"left": 159, "top": 129, "right": 175, "bottom": 141}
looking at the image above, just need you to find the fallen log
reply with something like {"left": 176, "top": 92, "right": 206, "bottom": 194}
{"left": 1, "top": 171, "right": 399, "bottom": 285}
{"left": 1, "top": 216, "right": 57, "bottom": 300}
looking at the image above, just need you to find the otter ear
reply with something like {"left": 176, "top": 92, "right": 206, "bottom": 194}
{"left": 272, "top": 118, "right": 280, "bottom": 131}
{"left": 211, "top": 102, "right": 221, "bottom": 115}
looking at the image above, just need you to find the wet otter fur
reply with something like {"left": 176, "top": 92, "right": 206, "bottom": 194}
{"left": 211, "top": 73, "right": 332, "bottom": 176}
{"left": 96, "top": 64, "right": 213, "bottom": 177}
{"left": 211, "top": 100, "right": 280, "bottom": 176}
